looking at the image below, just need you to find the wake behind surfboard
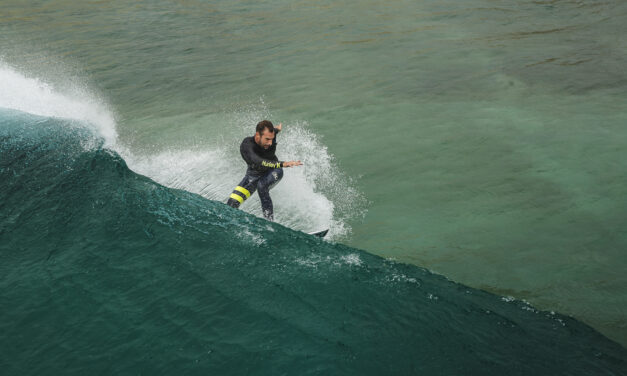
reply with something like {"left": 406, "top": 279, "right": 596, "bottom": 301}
{"left": 308, "top": 229, "right": 329, "bottom": 238}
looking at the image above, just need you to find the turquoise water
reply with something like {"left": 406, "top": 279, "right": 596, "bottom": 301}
{"left": 1, "top": 0, "right": 626, "bottom": 362}
{"left": 1, "top": 109, "right": 625, "bottom": 374}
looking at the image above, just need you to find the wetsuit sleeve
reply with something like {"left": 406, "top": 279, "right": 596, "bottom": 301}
{"left": 240, "top": 139, "right": 283, "bottom": 169}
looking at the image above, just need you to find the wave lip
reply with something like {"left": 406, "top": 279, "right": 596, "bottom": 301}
{"left": 0, "top": 62, "right": 117, "bottom": 146}
{"left": 0, "top": 113, "right": 626, "bottom": 375}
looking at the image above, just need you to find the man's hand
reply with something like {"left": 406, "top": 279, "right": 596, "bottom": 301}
{"left": 275, "top": 123, "right": 282, "bottom": 132}
{"left": 283, "top": 160, "right": 302, "bottom": 168}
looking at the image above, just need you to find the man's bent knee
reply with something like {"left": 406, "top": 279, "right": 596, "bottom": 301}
{"left": 259, "top": 168, "right": 283, "bottom": 191}
{"left": 273, "top": 168, "right": 284, "bottom": 181}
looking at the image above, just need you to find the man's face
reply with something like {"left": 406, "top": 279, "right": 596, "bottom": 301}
{"left": 255, "top": 129, "right": 275, "bottom": 149}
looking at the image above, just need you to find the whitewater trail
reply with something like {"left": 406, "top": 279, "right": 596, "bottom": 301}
{"left": 0, "top": 62, "right": 365, "bottom": 239}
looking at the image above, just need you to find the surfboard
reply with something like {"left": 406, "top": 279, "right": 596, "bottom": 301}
{"left": 308, "top": 229, "right": 329, "bottom": 238}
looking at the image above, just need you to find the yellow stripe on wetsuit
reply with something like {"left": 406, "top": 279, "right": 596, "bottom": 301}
{"left": 234, "top": 186, "right": 251, "bottom": 198}
{"left": 229, "top": 193, "right": 244, "bottom": 203}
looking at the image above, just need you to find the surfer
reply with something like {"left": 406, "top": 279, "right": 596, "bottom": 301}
{"left": 226, "top": 120, "right": 302, "bottom": 221}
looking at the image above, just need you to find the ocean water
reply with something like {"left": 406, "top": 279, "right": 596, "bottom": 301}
{"left": 1, "top": 108, "right": 625, "bottom": 374}
{"left": 1, "top": 0, "right": 626, "bottom": 369}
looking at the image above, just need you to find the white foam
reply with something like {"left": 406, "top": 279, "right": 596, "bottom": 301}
{"left": 294, "top": 252, "right": 364, "bottom": 269}
{"left": 0, "top": 62, "right": 118, "bottom": 146}
{"left": 123, "top": 115, "right": 367, "bottom": 240}
{"left": 122, "top": 147, "right": 233, "bottom": 198}
{"left": 339, "top": 254, "right": 363, "bottom": 266}
{"left": 236, "top": 229, "right": 267, "bottom": 246}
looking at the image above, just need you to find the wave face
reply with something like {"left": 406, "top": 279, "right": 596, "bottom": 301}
{"left": 0, "top": 62, "right": 366, "bottom": 240}
{"left": 1, "top": 109, "right": 625, "bottom": 374}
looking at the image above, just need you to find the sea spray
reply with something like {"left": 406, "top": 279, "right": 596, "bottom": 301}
{"left": 122, "top": 106, "right": 368, "bottom": 240}
{"left": 0, "top": 63, "right": 366, "bottom": 239}
{"left": 0, "top": 62, "right": 118, "bottom": 146}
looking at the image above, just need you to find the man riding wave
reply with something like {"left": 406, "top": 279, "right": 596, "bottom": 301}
{"left": 226, "top": 120, "right": 302, "bottom": 221}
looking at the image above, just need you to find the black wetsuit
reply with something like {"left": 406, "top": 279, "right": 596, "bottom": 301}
{"left": 226, "top": 131, "right": 284, "bottom": 220}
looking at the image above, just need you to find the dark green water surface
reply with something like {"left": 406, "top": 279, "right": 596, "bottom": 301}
{"left": 1, "top": 0, "right": 627, "bottom": 363}
{"left": 1, "top": 109, "right": 626, "bottom": 374}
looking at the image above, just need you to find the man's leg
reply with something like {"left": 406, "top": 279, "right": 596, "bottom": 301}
{"left": 257, "top": 168, "right": 283, "bottom": 221}
{"left": 227, "top": 172, "right": 260, "bottom": 209}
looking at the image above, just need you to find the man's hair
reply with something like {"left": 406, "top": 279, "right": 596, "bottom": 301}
{"left": 256, "top": 120, "right": 274, "bottom": 135}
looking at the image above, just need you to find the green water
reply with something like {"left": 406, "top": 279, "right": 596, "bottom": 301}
{"left": 2, "top": 0, "right": 626, "bottom": 348}
{"left": 1, "top": 110, "right": 626, "bottom": 374}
